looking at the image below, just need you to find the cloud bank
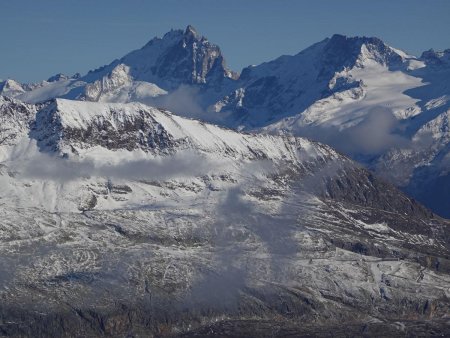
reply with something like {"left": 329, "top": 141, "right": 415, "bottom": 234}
{"left": 296, "top": 106, "right": 410, "bottom": 156}
{"left": 11, "top": 150, "right": 215, "bottom": 182}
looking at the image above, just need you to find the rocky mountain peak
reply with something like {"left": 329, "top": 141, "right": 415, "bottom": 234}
{"left": 0, "top": 95, "right": 36, "bottom": 146}
{"left": 184, "top": 24, "right": 199, "bottom": 38}
{"left": 421, "top": 48, "right": 450, "bottom": 66}
{"left": 47, "top": 73, "right": 69, "bottom": 82}
{"left": 323, "top": 34, "right": 404, "bottom": 70}
{"left": 0, "top": 78, "right": 23, "bottom": 90}
{"left": 0, "top": 79, "right": 25, "bottom": 97}
{"left": 95, "top": 25, "right": 234, "bottom": 89}
{"left": 30, "top": 99, "right": 175, "bottom": 154}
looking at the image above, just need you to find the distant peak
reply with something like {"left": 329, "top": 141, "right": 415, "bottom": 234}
{"left": 1, "top": 78, "right": 23, "bottom": 88}
{"left": 421, "top": 48, "right": 450, "bottom": 64}
{"left": 47, "top": 73, "right": 69, "bottom": 82}
{"left": 165, "top": 28, "right": 183, "bottom": 36}
{"left": 329, "top": 34, "right": 385, "bottom": 46}
{"left": 184, "top": 25, "right": 199, "bottom": 37}
{"left": 330, "top": 33, "right": 347, "bottom": 40}
{"left": 144, "top": 26, "right": 202, "bottom": 48}
{"left": 325, "top": 33, "right": 406, "bottom": 60}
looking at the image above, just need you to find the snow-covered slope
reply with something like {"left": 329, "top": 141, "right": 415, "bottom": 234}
{"left": 1, "top": 98, "right": 341, "bottom": 211}
{"left": 26, "top": 99, "right": 333, "bottom": 160}
{"left": 0, "top": 75, "right": 86, "bottom": 104}
{"left": 213, "top": 35, "right": 408, "bottom": 127}
{"left": 0, "top": 79, "right": 26, "bottom": 97}
{"left": 256, "top": 40, "right": 450, "bottom": 134}
{"left": 0, "top": 98, "right": 449, "bottom": 336}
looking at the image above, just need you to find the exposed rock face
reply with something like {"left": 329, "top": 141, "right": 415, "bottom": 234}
{"left": 0, "top": 99, "right": 449, "bottom": 337}
{"left": 74, "top": 25, "right": 238, "bottom": 105}
{"left": 0, "top": 96, "right": 36, "bottom": 146}
{"left": 139, "top": 25, "right": 232, "bottom": 86}
{"left": 83, "top": 25, "right": 235, "bottom": 96}
{"left": 421, "top": 48, "right": 450, "bottom": 66}
{"left": 47, "top": 73, "right": 70, "bottom": 83}
{"left": 31, "top": 99, "right": 178, "bottom": 153}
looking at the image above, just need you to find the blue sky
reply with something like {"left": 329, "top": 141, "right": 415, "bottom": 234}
{"left": 1, "top": 0, "right": 450, "bottom": 82}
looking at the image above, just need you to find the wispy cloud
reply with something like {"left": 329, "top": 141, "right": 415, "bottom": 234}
{"left": 296, "top": 106, "right": 411, "bottom": 156}
{"left": 11, "top": 150, "right": 215, "bottom": 182}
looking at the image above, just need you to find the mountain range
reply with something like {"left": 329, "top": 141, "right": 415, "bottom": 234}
{"left": 2, "top": 25, "right": 449, "bottom": 218}
{"left": 0, "top": 26, "right": 449, "bottom": 336}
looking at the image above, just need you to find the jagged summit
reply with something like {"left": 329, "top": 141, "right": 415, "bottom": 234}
{"left": 421, "top": 48, "right": 450, "bottom": 65}
{"left": 144, "top": 26, "right": 189, "bottom": 47}
{"left": 73, "top": 25, "right": 237, "bottom": 103}
{"left": 86, "top": 25, "right": 233, "bottom": 89}
{"left": 322, "top": 34, "right": 405, "bottom": 68}
{"left": 150, "top": 25, "right": 200, "bottom": 43}
{"left": 328, "top": 33, "right": 391, "bottom": 48}
{"left": 0, "top": 78, "right": 25, "bottom": 97}
{"left": 184, "top": 24, "right": 199, "bottom": 37}
{"left": 47, "top": 73, "right": 69, "bottom": 82}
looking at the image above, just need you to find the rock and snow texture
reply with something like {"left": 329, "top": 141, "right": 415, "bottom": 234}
{"left": 0, "top": 99, "right": 449, "bottom": 336}
{"left": 1, "top": 27, "right": 449, "bottom": 215}
{"left": 1, "top": 99, "right": 341, "bottom": 212}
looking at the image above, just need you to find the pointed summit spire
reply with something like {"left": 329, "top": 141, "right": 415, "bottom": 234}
{"left": 184, "top": 25, "right": 199, "bottom": 37}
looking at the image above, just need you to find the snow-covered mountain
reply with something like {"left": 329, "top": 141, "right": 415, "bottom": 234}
{"left": 0, "top": 25, "right": 236, "bottom": 107}
{"left": 0, "top": 79, "right": 27, "bottom": 97}
{"left": 1, "top": 26, "right": 449, "bottom": 217}
{"left": 0, "top": 98, "right": 449, "bottom": 336}
{"left": 213, "top": 34, "right": 409, "bottom": 127}
{"left": 227, "top": 36, "right": 450, "bottom": 217}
